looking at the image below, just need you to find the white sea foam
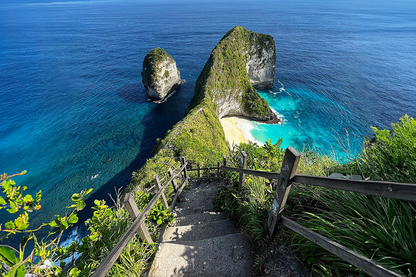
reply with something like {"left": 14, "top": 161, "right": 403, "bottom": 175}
{"left": 59, "top": 226, "right": 81, "bottom": 263}
{"left": 60, "top": 226, "right": 80, "bottom": 248}
{"left": 236, "top": 119, "right": 264, "bottom": 146}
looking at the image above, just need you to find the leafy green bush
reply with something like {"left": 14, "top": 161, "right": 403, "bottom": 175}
{"left": 0, "top": 172, "right": 91, "bottom": 277}
{"left": 341, "top": 115, "right": 416, "bottom": 183}
{"left": 214, "top": 140, "right": 283, "bottom": 243}
{"left": 286, "top": 115, "right": 416, "bottom": 276}
{"left": 58, "top": 189, "right": 174, "bottom": 276}
{"left": 287, "top": 185, "right": 416, "bottom": 276}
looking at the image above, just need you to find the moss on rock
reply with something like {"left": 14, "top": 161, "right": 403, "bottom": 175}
{"left": 128, "top": 26, "right": 275, "bottom": 192}
{"left": 142, "top": 48, "right": 183, "bottom": 101}
{"left": 187, "top": 26, "right": 276, "bottom": 120}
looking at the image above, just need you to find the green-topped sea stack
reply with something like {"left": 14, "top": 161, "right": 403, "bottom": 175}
{"left": 187, "top": 26, "right": 277, "bottom": 121}
{"left": 128, "top": 26, "right": 278, "bottom": 192}
{"left": 142, "top": 48, "right": 184, "bottom": 102}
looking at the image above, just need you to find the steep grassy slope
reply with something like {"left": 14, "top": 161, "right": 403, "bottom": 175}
{"left": 186, "top": 26, "right": 276, "bottom": 121}
{"left": 129, "top": 26, "right": 277, "bottom": 192}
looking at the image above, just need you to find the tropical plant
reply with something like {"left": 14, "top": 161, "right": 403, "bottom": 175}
{"left": 0, "top": 171, "right": 91, "bottom": 277}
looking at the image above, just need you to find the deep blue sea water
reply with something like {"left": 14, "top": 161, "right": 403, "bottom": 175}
{"left": 1, "top": 0, "right": 416, "bottom": 240}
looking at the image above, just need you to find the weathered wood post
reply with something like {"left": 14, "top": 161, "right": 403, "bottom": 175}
{"left": 217, "top": 161, "right": 221, "bottom": 178}
{"left": 154, "top": 174, "right": 169, "bottom": 209}
{"left": 168, "top": 168, "right": 181, "bottom": 202}
{"left": 181, "top": 156, "right": 188, "bottom": 179}
{"left": 238, "top": 151, "right": 247, "bottom": 191}
{"left": 267, "top": 147, "right": 300, "bottom": 237}
{"left": 123, "top": 193, "right": 153, "bottom": 244}
{"left": 197, "top": 163, "right": 201, "bottom": 178}
{"left": 168, "top": 168, "right": 178, "bottom": 194}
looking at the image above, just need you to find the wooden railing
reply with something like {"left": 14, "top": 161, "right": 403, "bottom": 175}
{"left": 91, "top": 147, "right": 416, "bottom": 277}
{"left": 220, "top": 147, "right": 416, "bottom": 277}
{"left": 91, "top": 159, "right": 189, "bottom": 277}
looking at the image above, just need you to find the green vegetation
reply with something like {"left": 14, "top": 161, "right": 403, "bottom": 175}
{"left": 0, "top": 172, "right": 91, "bottom": 276}
{"left": 187, "top": 26, "right": 275, "bottom": 119}
{"left": 214, "top": 115, "right": 416, "bottom": 276}
{"left": 61, "top": 190, "right": 174, "bottom": 276}
{"left": 141, "top": 48, "right": 173, "bottom": 88}
{"left": 0, "top": 173, "right": 175, "bottom": 277}
{"left": 129, "top": 103, "right": 229, "bottom": 193}
{"left": 4, "top": 24, "right": 415, "bottom": 277}
{"left": 337, "top": 114, "right": 416, "bottom": 183}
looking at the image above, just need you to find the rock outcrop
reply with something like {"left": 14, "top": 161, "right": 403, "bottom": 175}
{"left": 142, "top": 48, "right": 184, "bottom": 102}
{"left": 186, "top": 26, "right": 276, "bottom": 121}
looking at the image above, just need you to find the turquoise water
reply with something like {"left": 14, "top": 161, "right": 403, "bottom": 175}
{"left": 1, "top": 0, "right": 416, "bottom": 242}
{"left": 251, "top": 84, "right": 367, "bottom": 160}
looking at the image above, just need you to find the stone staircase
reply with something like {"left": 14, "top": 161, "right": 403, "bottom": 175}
{"left": 149, "top": 179, "right": 253, "bottom": 277}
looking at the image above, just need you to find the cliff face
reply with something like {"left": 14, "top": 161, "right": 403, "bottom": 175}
{"left": 142, "top": 48, "right": 183, "bottom": 101}
{"left": 129, "top": 27, "right": 276, "bottom": 192}
{"left": 187, "top": 26, "right": 276, "bottom": 121}
{"left": 246, "top": 45, "right": 275, "bottom": 89}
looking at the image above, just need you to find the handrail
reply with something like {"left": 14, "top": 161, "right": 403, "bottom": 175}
{"left": 281, "top": 216, "right": 401, "bottom": 277}
{"left": 293, "top": 175, "right": 416, "bottom": 201}
{"left": 91, "top": 162, "right": 187, "bottom": 277}
{"left": 92, "top": 146, "right": 416, "bottom": 277}
{"left": 218, "top": 165, "right": 416, "bottom": 202}
{"left": 221, "top": 166, "right": 280, "bottom": 180}
{"left": 187, "top": 166, "right": 220, "bottom": 171}
{"left": 217, "top": 147, "right": 416, "bottom": 276}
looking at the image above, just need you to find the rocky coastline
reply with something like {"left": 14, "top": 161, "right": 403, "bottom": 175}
{"left": 142, "top": 48, "right": 184, "bottom": 102}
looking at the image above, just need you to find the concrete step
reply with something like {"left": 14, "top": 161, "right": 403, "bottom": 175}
{"left": 180, "top": 181, "right": 220, "bottom": 203}
{"left": 180, "top": 189, "right": 217, "bottom": 205}
{"left": 174, "top": 212, "right": 226, "bottom": 227}
{"left": 173, "top": 204, "right": 215, "bottom": 217}
{"left": 164, "top": 219, "right": 237, "bottom": 242}
{"left": 176, "top": 200, "right": 214, "bottom": 211}
{"left": 149, "top": 233, "right": 253, "bottom": 277}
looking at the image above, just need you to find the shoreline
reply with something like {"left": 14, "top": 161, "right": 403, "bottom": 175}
{"left": 220, "top": 116, "right": 250, "bottom": 147}
{"left": 220, "top": 116, "right": 265, "bottom": 148}
{"left": 220, "top": 111, "right": 283, "bottom": 148}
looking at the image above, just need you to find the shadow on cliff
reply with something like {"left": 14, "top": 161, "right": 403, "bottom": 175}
{"left": 68, "top": 81, "right": 196, "bottom": 238}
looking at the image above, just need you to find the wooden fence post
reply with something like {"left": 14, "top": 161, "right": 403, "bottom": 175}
{"left": 181, "top": 156, "right": 188, "bottom": 179}
{"left": 267, "top": 147, "right": 300, "bottom": 237}
{"left": 238, "top": 151, "right": 247, "bottom": 191}
{"left": 123, "top": 193, "right": 153, "bottom": 244}
{"left": 154, "top": 174, "right": 169, "bottom": 209}
{"left": 168, "top": 168, "right": 179, "bottom": 201}
{"left": 197, "top": 163, "right": 201, "bottom": 178}
{"left": 217, "top": 161, "right": 221, "bottom": 177}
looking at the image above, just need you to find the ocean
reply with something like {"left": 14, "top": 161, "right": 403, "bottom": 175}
{"left": 1, "top": 0, "right": 416, "bottom": 240}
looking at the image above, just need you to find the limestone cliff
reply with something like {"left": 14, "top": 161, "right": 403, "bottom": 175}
{"left": 186, "top": 26, "right": 276, "bottom": 121}
{"left": 142, "top": 48, "right": 184, "bottom": 101}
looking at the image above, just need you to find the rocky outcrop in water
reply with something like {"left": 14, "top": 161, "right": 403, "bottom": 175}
{"left": 186, "top": 26, "right": 276, "bottom": 121}
{"left": 142, "top": 48, "right": 184, "bottom": 102}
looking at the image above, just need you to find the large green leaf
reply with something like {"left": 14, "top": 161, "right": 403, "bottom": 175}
{"left": 71, "top": 193, "right": 81, "bottom": 202}
{"left": 5, "top": 221, "right": 16, "bottom": 230}
{"left": 68, "top": 213, "right": 79, "bottom": 224}
{"left": 14, "top": 212, "right": 29, "bottom": 230}
{"left": 76, "top": 201, "right": 86, "bottom": 211}
{"left": 0, "top": 245, "right": 17, "bottom": 267}
{"left": 8, "top": 265, "right": 26, "bottom": 277}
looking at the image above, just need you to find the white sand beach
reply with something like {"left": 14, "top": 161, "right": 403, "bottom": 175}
{"left": 220, "top": 116, "right": 257, "bottom": 148}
